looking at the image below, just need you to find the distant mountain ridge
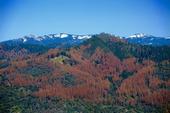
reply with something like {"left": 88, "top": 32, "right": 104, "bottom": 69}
{"left": 2, "top": 33, "right": 91, "bottom": 45}
{"left": 1, "top": 33, "right": 170, "bottom": 47}
{"left": 125, "top": 33, "right": 170, "bottom": 46}
{"left": 0, "top": 33, "right": 92, "bottom": 51}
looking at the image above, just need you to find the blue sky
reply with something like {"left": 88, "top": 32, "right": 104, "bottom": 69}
{"left": 0, "top": 0, "right": 170, "bottom": 41}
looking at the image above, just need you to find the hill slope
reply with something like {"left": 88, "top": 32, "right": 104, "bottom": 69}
{"left": 0, "top": 33, "right": 170, "bottom": 113}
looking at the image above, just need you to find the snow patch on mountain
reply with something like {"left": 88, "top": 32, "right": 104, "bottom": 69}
{"left": 129, "top": 33, "right": 148, "bottom": 38}
{"left": 60, "top": 33, "right": 69, "bottom": 38}
{"left": 77, "top": 35, "right": 91, "bottom": 39}
{"left": 54, "top": 34, "right": 60, "bottom": 38}
{"left": 23, "top": 37, "right": 27, "bottom": 42}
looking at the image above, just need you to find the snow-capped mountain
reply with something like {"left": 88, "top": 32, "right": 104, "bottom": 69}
{"left": 125, "top": 33, "right": 170, "bottom": 46}
{"left": 19, "top": 33, "right": 91, "bottom": 44}
{"left": 1, "top": 33, "right": 92, "bottom": 48}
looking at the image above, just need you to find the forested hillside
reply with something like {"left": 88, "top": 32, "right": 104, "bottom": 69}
{"left": 0, "top": 33, "right": 170, "bottom": 113}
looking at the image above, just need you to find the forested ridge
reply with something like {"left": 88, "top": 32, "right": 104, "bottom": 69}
{"left": 0, "top": 33, "right": 170, "bottom": 113}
